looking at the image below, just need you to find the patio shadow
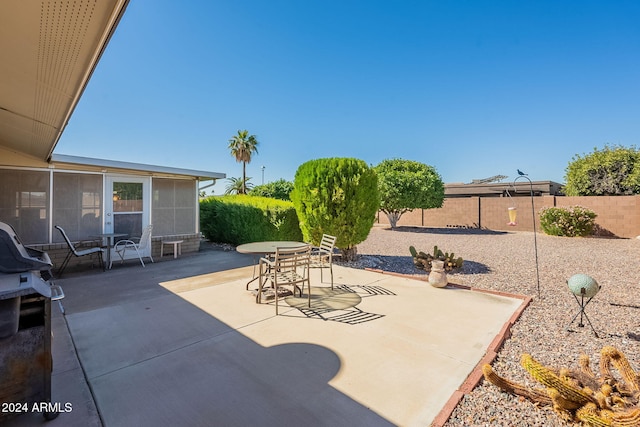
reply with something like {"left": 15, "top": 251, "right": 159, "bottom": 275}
{"left": 284, "top": 284, "right": 395, "bottom": 324}
{"left": 51, "top": 252, "right": 395, "bottom": 427}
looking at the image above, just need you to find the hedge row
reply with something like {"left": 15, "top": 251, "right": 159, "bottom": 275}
{"left": 200, "top": 195, "right": 303, "bottom": 245}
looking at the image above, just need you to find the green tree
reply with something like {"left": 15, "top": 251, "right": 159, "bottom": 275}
{"left": 290, "top": 157, "right": 379, "bottom": 261}
{"left": 564, "top": 145, "right": 640, "bottom": 196}
{"left": 228, "top": 130, "right": 259, "bottom": 194}
{"left": 249, "top": 179, "right": 294, "bottom": 200}
{"left": 224, "top": 177, "right": 254, "bottom": 195}
{"left": 374, "top": 158, "right": 445, "bottom": 228}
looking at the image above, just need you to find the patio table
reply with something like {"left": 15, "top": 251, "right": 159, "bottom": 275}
{"left": 91, "top": 233, "right": 127, "bottom": 270}
{"left": 236, "top": 241, "right": 307, "bottom": 289}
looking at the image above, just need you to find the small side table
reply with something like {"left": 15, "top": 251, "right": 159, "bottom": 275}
{"left": 161, "top": 240, "right": 183, "bottom": 259}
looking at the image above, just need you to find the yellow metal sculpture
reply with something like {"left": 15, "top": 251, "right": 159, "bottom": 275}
{"left": 483, "top": 346, "right": 640, "bottom": 426}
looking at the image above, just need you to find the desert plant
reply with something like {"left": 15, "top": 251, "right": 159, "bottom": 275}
{"left": 483, "top": 346, "right": 640, "bottom": 426}
{"left": 228, "top": 130, "right": 259, "bottom": 194}
{"left": 224, "top": 177, "right": 254, "bottom": 195}
{"left": 539, "top": 205, "right": 597, "bottom": 237}
{"left": 409, "top": 245, "right": 463, "bottom": 272}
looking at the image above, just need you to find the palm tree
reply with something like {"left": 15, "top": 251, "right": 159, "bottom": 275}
{"left": 228, "top": 130, "right": 259, "bottom": 194}
{"left": 224, "top": 177, "right": 254, "bottom": 195}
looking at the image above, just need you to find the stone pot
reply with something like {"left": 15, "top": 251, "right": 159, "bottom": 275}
{"left": 428, "top": 259, "right": 448, "bottom": 288}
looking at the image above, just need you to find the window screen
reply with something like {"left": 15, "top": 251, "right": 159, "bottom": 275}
{"left": 0, "top": 169, "right": 50, "bottom": 244}
{"left": 53, "top": 172, "right": 103, "bottom": 242}
{"left": 152, "top": 178, "right": 196, "bottom": 235}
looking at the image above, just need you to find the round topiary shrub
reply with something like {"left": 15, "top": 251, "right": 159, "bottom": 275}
{"left": 539, "top": 205, "right": 597, "bottom": 237}
{"left": 290, "top": 157, "right": 379, "bottom": 261}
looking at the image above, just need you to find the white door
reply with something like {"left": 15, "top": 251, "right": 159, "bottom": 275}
{"left": 105, "top": 176, "right": 150, "bottom": 238}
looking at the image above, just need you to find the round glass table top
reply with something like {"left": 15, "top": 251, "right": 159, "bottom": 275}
{"left": 236, "top": 241, "right": 308, "bottom": 255}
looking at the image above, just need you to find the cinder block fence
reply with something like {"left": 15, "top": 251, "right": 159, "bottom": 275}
{"left": 376, "top": 195, "right": 640, "bottom": 239}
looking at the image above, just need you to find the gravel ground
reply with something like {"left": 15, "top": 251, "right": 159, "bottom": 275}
{"left": 335, "top": 225, "right": 640, "bottom": 427}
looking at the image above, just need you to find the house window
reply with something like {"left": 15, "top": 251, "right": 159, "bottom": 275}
{"left": 53, "top": 172, "right": 103, "bottom": 242}
{"left": 152, "top": 178, "right": 196, "bottom": 235}
{"left": 0, "top": 169, "right": 50, "bottom": 244}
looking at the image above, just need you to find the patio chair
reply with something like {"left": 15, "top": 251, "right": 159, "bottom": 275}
{"left": 257, "top": 244, "right": 312, "bottom": 315}
{"left": 55, "top": 225, "right": 104, "bottom": 277}
{"left": 309, "top": 234, "right": 337, "bottom": 289}
{"left": 111, "top": 224, "right": 154, "bottom": 268}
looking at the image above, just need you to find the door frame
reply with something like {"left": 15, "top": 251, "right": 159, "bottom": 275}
{"left": 104, "top": 175, "right": 151, "bottom": 234}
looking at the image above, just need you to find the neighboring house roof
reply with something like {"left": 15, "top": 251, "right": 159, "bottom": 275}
{"left": 445, "top": 180, "right": 564, "bottom": 198}
{"left": 0, "top": 1, "right": 224, "bottom": 182}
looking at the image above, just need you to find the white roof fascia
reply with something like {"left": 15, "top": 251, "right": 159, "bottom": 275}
{"left": 50, "top": 154, "right": 225, "bottom": 181}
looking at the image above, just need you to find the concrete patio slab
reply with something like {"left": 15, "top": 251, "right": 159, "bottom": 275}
{"left": 5, "top": 248, "right": 526, "bottom": 427}
{"left": 166, "top": 266, "right": 522, "bottom": 426}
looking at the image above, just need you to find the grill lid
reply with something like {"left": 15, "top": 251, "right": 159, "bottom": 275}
{"left": 0, "top": 222, "right": 52, "bottom": 273}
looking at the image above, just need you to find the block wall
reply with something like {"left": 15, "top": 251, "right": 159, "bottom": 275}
{"left": 478, "top": 196, "right": 550, "bottom": 232}
{"left": 377, "top": 199, "right": 481, "bottom": 228}
{"left": 555, "top": 196, "right": 640, "bottom": 238}
{"left": 376, "top": 195, "right": 640, "bottom": 238}
{"left": 423, "top": 198, "right": 480, "bottom": 228}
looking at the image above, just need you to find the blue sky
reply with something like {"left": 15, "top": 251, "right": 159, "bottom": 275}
{"left": 56, "top": 0, "right": 640, "bottom": 193}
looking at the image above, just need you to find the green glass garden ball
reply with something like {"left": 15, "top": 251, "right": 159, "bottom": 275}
{"left": 567, "top": 274, "right": 600, "bottom": 298}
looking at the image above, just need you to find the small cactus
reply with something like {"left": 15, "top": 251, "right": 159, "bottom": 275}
{"left": 521, "top": 354, "right": 597, "bottom": 408}
{"left": 483, "top": 346, "right": 640, "bottom": 426}
{"left": 409, "top": 246, "right": 418, "bottom": 258}
{"left": 433, "top": 245, "right": 443, "bottom": 258}
{"left": 409, "top": 245, "right": 464, "bottom": 272}
{"left": 482, "top": 364, "right": 552, "bottom": 405}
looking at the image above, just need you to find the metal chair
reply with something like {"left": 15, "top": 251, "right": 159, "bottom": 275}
{"left": 111, "top": 224, "right": 154, "bottom": 268}
{"left": 55, "top": 225, "right": 104, "bottom": 277}
{"left": 309, "top": 234, "right": 337, "bottom": 289}
{"left": 257, "top": 245, "right": 311, "bottom": 315}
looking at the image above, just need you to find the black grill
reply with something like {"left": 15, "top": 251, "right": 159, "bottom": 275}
{"left": 0, "top": 221, "right": 64, "bottom": 422}
{"left": 0, "top": 222, "right": 53, "bottom": 274}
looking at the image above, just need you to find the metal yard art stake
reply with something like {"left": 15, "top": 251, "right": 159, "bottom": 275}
{"left": 566, "top": 274, "right": 600, "bottom": 337}
{"left": 513, "top": 170, "right": 541, "bottom": 298}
